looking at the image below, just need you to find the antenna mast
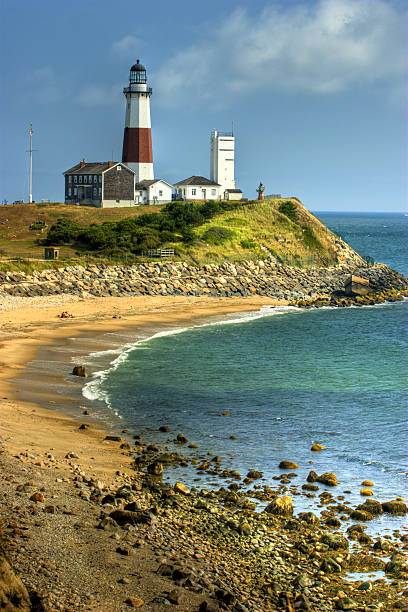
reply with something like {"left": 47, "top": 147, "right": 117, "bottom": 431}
{"left": 28, "top": 123, "right": 34, "bottom": 203}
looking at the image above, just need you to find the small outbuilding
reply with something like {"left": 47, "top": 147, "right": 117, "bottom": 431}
{"left": 224, "top": 189, "right": 243, "bottom": 201}
{"left": 134, "top": 179, "right": 173, "bottom": 205}
{"left": 174, "top": 176, "right": 222, "bottom": 201}
{"left": 44, "top": 246, "right": 59, "bottom": 260}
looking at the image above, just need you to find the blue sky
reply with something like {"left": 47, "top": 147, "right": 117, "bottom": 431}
{"left": 0, "top": 0, "right": 406, "bottom": 211}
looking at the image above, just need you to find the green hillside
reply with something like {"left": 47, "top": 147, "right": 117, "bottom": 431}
{"left": 0, "top": 198, "right": 364, "bottom": 270}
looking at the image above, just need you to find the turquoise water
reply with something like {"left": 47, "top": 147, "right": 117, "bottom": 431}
{"left": 84, "top": 213, "right": 408, "bottom": 516}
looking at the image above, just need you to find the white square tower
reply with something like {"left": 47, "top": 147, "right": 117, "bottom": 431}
{"left": 210, "top": 129, "right": 236, "bottom": 191}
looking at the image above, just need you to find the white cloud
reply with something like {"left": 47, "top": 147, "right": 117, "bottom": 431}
{"left": 111, "top": 35, "right": 141, "bottom": 58}
{"left": 153, "top": 0, "right": 407, "bottom": 109}
{"left": 75, "top": 83, "right": 122, "bottom": 107}
{"left": 27, "top": 66, "right": 65, "bottom": 103}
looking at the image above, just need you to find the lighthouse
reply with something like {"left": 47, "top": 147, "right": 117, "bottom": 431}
{"left": 122, "top": 60, "right": 154, "bottom": 182}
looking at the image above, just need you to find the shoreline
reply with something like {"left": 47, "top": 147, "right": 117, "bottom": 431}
{"left": 1, "top": 294, "right": 407, "bottom": 611}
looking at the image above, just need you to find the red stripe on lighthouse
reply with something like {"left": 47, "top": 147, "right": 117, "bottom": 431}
{"left": 122, "top": 128, "right": 153, "bottom": 164}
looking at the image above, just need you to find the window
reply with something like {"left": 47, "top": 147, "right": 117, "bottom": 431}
{"left": 68, "top": 187, "right": 72, "bottom": 196}
{"left": 79, "top": 176, "right": 82, "bottom": 184}
{"left": 74, "top": 176, "right": 77, "bottom": 184}
{"left": 99, "top": 175, "right": 102, "bottom": 183}
{"left": 94, "top": 175, "right": 97, "bottom": 184}
{"left": 93, "top": 188, "right": 97, "bottom": 198}
{"left": 211, "top": 189, "right": 216, "bottom": 195}
{"left": 98, "top": 187, "right": 102, "bottom": 196}
{"left": 74, "top": 187, "right": 78, "bottom": 196}
{"left": 192, "top": 189, "right": 196, "bottom": 195}
{"left": 84, "top": 176, "right": 87, "bottom": 184}
{"left": 117, "top": 165, "right": 122, "bottom": 172}
{"left": 183, "top": 189, "right": 186, "bottom": 196}
{"left": 68, "top": 176, "right": 72, "bottom": 184}
{"left": 159, "top": 190, "right": 163, "bottom": 196}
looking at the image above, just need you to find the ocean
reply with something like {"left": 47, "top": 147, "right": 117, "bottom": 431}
{"left": 83, "top": 212, "right": 408, "bottom": 531}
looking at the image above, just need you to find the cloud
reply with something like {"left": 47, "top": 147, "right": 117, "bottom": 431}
{"left": 27, "top": 66, "right": 65, "bottom": 103}
{"left": 75, "top": 83, "right": 122, "bottom": 107}
{"left": 111, "top": 35, "right": 141, "bottom": 58}
{"left": 153, "top": 0, "right": 407, "bottom": 109}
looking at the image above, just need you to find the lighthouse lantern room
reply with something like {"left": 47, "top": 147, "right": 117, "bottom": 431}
{"left": 122, "top": 60, "right": 154, "bottom": 182}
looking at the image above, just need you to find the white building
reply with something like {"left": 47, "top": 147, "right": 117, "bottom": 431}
{"left": 173, "top": 176, "right": 222, "bottom": 200}
{"left": 210, "top": 129, "right": 236, "bottom": 191}
{"left": 135, "top": 179, "right": 173, "bottom": 205}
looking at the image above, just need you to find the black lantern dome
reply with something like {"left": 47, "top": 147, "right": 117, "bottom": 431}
{"left": 130, "top": 60, "right": 147, "bottom": 84}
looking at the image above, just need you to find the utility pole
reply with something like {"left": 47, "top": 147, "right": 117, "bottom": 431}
{"left": 27, "top": 123, "right": 34, "bottom": 203}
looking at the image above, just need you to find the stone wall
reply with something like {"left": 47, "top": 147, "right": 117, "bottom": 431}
{"left": 1, "top": 260, "right": 407, "bottom": 302}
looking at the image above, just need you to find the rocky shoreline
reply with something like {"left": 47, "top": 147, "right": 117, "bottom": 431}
{"left": 1, "top": 260, "right": 407, "bottom": 304}
{"left": 1, "top": 422, "right": 407, "bottom": 612}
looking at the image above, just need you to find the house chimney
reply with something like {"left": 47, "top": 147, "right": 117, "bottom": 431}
{"left": 108, "top": 160, "right": 114, "bottom": 168}
{"left": 80, "top": 158, "right": 86, "bottom": 168}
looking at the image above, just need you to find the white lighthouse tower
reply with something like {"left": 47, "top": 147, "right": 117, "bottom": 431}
{"left": 122, "top": 60, "right": 154, "bottom": 182}
{"left": 210, "top": 129, "right": 236, "bottom": 191}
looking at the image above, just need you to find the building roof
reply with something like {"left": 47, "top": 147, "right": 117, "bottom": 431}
{"left": 64, "top": 162, "right": 119, "bottom": 175}
{"left": 225, "top": 189, "right": 242, "bottom": 193}
{"left": 174, "top": 175, "right": 220, "bottom": 187}
{"left": 135, "top": 179, "right": 174, "bottom": 190}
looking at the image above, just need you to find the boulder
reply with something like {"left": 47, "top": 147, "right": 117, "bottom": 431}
{"left": 381, "top": 500, "right": 408, "bottom": 515}
{"left": 360, "top": 488, "right": 373, "bottom": 496}
{"left": 355, "top": 499, "right": 383, "bottom": 516}
{"left": 298, "top": 512, "right": 320, "bottom": 527}
{"left": 306, "top": 470, "right": 318, "bottom": 483}
{"left": 279, "top": 461, "right": 298, "bottom": 469}
{"left": 0, "top": 548, "right": 32, "bottom": 611}
{"left": 147, "top": 461, "right": 163, "bottom": 476}
{"left": 104, "top": 435, "right": 122, "bottom": 442}
{"left": 72, "top": 365, "right": 86, "bottom": 377}
{"left": 264, "top": 495, "right": 293, "bottom": 517}
{"left": 246, "top": 470, "right": 263, "bottom": 479}
{"left": 316, "top": 472, "right": 338, "bottom": 486}
{"left": 174, "top": 482, "right": 190, "bottom": 495}
{"left": 109, "top": 510, "right": 152, "bottom": 526}
{"left": 350, "top": 509, "right": 373, "bottom": 521}
{"left": 310, "top": 444, "right": 326, "bottom": 451}
{"left": 321, "top": 533, "right": 349, "bottom": 550}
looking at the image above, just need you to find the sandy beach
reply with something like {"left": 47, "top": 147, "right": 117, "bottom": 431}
{"left": 1, "top": 294, "right": 406, "bottom": 612}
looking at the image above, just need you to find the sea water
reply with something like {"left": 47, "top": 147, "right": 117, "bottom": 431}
{"left": 83, "top": 213, "right": 408, "bottom": 526}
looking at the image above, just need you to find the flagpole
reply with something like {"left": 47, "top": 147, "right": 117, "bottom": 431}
{"left": 29, "top": 123, "right": 33, "bottom": 203}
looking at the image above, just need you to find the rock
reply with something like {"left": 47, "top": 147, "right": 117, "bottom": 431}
{"left": 29, "top": 492, "right": 45, "bottom": 503}
{"left": 175, "top": 433, "right": 188, "bottom": 444}
{"left": 358, "top": 581, "right": 372, "bottom": 591}
{"left": 109, "top": 510, "right": 152, "bottom": 526}
{"left": 302, "top": 484, "right": 319, "bottom": 492}
{"left": 229, "top": 435, "right": 236, "bottom": 440}
{"left": 306, "top": 470, "right": 318, "bottom": 482}
{"left": 360, "top": 488, "right": 373, "bottom": 496}
{"left": 356, "top": 499, "right": 383, "bottom": 515}
{"left": 104, "top": 435, "right": 122, "bottom": 442}
{"left": 78, "top": 424, "right": 89, "bottom": 430}
{"left": 350, "top": 509, "right": 373, "bottom": 521}
{"left": 336, "top": 596, "right": 358, "bottom": 610}
{"left": 72, "top": 365, "right": 86, "bottom": 377}
{"left": 97, "top": 517, "right": 118, "bottom": 531}
{"left": 118, "top": 577, "right": 130, "bottom": 584}
{"left": 174, "top": 482, "right": 190, "bottom": 495}
{"left": 116, "top": 546, "right": 132, "bottom": 556}
{"left": 361, "top": 480, "right": 374, "bottom": 486}
{"left": 124, "top": 597, "right": 144, "bottom": 608}
{"left": 159, "top": 425, "right": 170, "bottom": 432}
{"left": 384, "top": 552, "right": 407, "bottom": 577}
{"left": 320, "top": 558, "right": 342, "bottom": 573}
{"left": 199, "top": 602, "right": 220, "bottom": 612}
{"left": 246, "top": 470, "right": 263, "bottom": 479}
{"left": 325, "top": 517, "right": 341, "bottom": 528}
{"left": 298, "top": 512, "right": 320, "bottom": 526}
{"left": 167, "top": 589, "right": 182, "bottom": 605}
{"left": 264, "top": 495, "right": 293, "bottom": 517}
{"left": 321, "top": 534, "right": 348, "bottom": 550}
{"left": 381, "top": 500, "right": 408, "bottom": 515}
{"left": 373, "top": 539, "right": 392, "bottom": 552}
{"left": 279, "top": 461, "right": 298, "bottom": 469}
{"left": 310, "top": 444, "right": 326, "bottom": 451}
{"left": 316, "top": 472, "right": 338, "bottom": 486}
{"left": 147, "top": 461, "right": 163, "bottom": 476}
{"left": 0, "top": 548, "right": 32, "bottom": 611}
{"left": 44, "top": 505, "right": 56, "bottom": 514}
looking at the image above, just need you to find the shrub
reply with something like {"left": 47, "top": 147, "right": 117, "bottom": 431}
{"left": 302, "top": 226, "right": 323, "bottom": 251}
{"left": 29, "top": 221, "right": 46, "bottom": 231}
{"left": 278, "top": 201, "right": 298, "bottom": 223}
{"left": 45, "top": 218, "right": 81, "bottom": 244}
{"left": 202, "top": 226, "right": 235, "bottom": 245}
{"left": 240, "top": 239, "right": 257, "bottom": 249}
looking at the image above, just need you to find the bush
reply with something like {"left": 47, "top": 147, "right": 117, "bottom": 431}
{"left": 278, "top": 201, "right": 298, "bottom": 223}
{"left": 240, "top": 239, "right": 257, "bottom": 249}
{"left": 202, "top": 226, "right": 235, "bottom": 245}
{"left": 29, "top": 221, "right": 46, "bottom": 231}
{"left": 302, "top": 226, "right": 323, "bottom": 251}
{"left": 45, "top": 218, "right": 81, "bottom": 244}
